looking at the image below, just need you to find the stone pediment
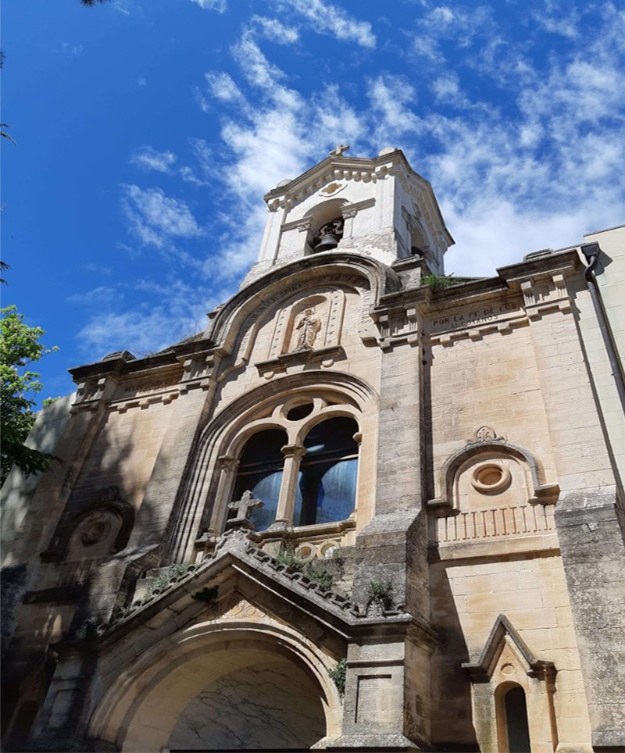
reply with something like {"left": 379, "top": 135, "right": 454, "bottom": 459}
{"left": 83, "top": 530, "right": 413, "bottom": 651}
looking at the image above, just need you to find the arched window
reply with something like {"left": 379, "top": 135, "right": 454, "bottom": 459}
{"left": 503, "top": 685, "right": 531, "bottom": 753}
{"left": 294, "top": 417, "right": 359, "bottom": 526}
{"left": 231, "top": 429, "right": 287, "bottom": 532}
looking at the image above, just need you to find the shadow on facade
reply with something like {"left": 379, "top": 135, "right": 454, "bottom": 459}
{"left": 1, "top": 406, "right": 164, "bottom": 752}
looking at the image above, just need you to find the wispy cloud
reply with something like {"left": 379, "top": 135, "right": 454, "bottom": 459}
{"left": 121, "top": 185, "right": 203, "bottom": 250}
{"left": 204, "top": 72, "right": 247, "bottom": 105}
{"left": 278, "top": 0, "right": 375, "bottom": 48}
{"left": 251, "top": 15, "right": 299, "bottom": 45}
{"left": 67, "top": 286, "right": 120, "bottom": 305}
{"left": 130, "top": 146, "right": 177, "bottom": 174}
{"left": 58, "top": 42, "right": 84, "bottom": 55}
{"left": 76, "top": 278, "right": 235, "bottom": 359}
{"left": 367, "top": 75, "right": 423, "bottom": 141}
{"left": 179, "top": 138, "right": 213, "bottom": 187}
{"left": 190, "top": 0, "right": 227, "bottom": 12}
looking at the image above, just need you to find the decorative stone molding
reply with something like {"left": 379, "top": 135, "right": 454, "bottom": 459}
{"left": 178, "top": 350, "right": 218, "bottom": 393}
{"left": 371, "top": 305, "right": 420, "bottom": 349}
{"left": 428, "top": 437, "right": 559, "bottom": 515}
{"left": 101, "top": 530, "right": 411, "bottom": 636}
{"left": 520, "top": 272, "right": 572, "bottom": 320}
{"left": 463, "top": 614, "right": 556, "bottom": 683}
{"left": 434, "top": 503, "right": 555, "bottom": 544}
{"left": 462, "top": 615, "right": 558, "bottom": 753}
{"left": 41, "top": 487, "right": 135, "bottom": 563}
{"left": 256, "top": 345, "right": 346, "bottom": 379}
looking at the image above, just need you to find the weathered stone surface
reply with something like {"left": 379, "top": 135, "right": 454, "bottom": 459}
{"left": 1, "top": 150, "right": 623, "bottom": 752}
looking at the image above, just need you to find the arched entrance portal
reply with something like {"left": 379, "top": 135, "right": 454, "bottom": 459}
{"left": 167, "top": 647, "right": 325, "bottom": 750}
{"left": 90, "top": 622, "right": 341, "bottom": 752}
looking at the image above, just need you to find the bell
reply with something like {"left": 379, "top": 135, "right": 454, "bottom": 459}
{"left": 314, "top": 231, "right": 340, "bottom": 251}
{"left": 313, "top": 218, "right": 344, "bottom": 252}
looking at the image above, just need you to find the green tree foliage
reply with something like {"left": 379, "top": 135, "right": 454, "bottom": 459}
{"left": 1, "top": 306, "right": 58, "bottom": 483}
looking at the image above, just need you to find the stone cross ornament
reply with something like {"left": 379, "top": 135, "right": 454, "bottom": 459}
{"left": 329, "top": 144, "right": 350, "bottom": 157}
{"left": 226, "top": 490, "right": 264, "bottom": 530}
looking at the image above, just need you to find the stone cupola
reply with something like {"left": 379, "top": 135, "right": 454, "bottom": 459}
{"left": 242, "top": 146, "right": 454, "bottom": 285}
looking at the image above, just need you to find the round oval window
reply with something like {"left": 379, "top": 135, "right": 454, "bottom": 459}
{"left": 471, "top": 463, "right": 511, "bottom": 493}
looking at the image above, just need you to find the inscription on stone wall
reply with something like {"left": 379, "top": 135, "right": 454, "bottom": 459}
{"left": 430, "top": 302, "right": 518, "bottom": 333}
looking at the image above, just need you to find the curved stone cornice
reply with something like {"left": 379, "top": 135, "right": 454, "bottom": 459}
{"left": 428, "top": 438, "right": 560, "bottom": 513}
{"left": 199, "top": 369, "right": 378, "bottom": 452}
{"left": 206, "top": 252, "right": 400, "bottom": 355}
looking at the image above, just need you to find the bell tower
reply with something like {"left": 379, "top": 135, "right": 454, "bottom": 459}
{"left": 243, "top": 146, "right": 454, "bottom": 285}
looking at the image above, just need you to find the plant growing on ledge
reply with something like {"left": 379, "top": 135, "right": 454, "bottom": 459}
{"left": 328, "top": 658, "right": 347, "bottom": 696}
{"left": 306, "top": 564, "right": 334, "bottom": 591}
{"left": 422, "top": 273, "right": 456, "bottom": 291}
{"left": 366, "top": 580, "right": 394, "bottom": 611}
{"left": 275, "top": 544, "right": 306, "bottom": 572}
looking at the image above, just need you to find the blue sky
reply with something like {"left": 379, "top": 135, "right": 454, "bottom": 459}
{"left": 3, "top": 0, "right": 625, "bottom": 401}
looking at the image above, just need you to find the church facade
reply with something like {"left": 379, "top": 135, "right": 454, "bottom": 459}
{"left": 2, "top": 148, "right": 624, "bottom": 752}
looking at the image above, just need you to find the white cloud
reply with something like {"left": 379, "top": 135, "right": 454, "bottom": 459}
{"left": 368, "top": 75, "right": 423, "bottom": 140}
{"left": 81, "top": 263, "right": 113, "bottom": 275}
{"left": 278, "top": 0, "right": 375, "bottom": 48}
{"left": 130, "top": 146, "right": 177, "bottom": 174}
{"left": 76, "top": 279, "right": 236, "bottom": 359}
{"left": 67, "top": 286, "right": 120, "bottom": 305}
{"left": 251, "top": 15, "right": 299, "bottom": 45}
{"left": 205, "top": 72, "right": 246, "bottom": 104}
{"left": 121, "top": 185, "right": 203, "bottom": 249}
{"left": 190, "top": 0, "right": 227, "bottom": 12}
{"left": 59, "top": 42, "right": 83, "bottom": 55}
{"left": 180, "top": 139, "right": 213, "bottom": 187}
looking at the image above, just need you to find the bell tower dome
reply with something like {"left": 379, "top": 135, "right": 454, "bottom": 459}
{"left": 243, "top": 146, "right": 454, "bottom": 285}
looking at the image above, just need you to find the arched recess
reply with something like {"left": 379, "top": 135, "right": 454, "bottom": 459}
{"left": 302, "top": 198, "right": 348, "bottom": 253}
{"left": 168, "top": 371, "right": 378, "bottom": 563}
{"left": 428, "top": 439, "right": 559, "bottom": 515}
{"left": 88, "top": 621, "right": 342, "bottom": 752}
{"left": 462, "top": 615, "right": 558, "bottom": 753}
{"left": 41, "top": 488, "right": 135, "bottom": 562}
{"left": 204, "top": 253, "right": 400, "bottom": 357}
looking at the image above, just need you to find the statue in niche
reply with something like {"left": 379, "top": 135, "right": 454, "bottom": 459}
{"left": 294, "top": 309, "right": 322, "bottom": 350}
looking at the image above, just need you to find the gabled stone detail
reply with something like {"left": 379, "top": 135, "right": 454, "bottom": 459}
{"left": 99, "top": 530, "right": 410, "bottom": 639}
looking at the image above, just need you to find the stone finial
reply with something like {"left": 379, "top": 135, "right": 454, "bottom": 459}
{"left": 226, "top": 490, "right": 264, "bottom": 530}
{"left": 329, "top": 144, "right": 350, "bottom": 157}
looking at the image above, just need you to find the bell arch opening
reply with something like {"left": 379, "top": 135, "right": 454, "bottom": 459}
{"left": 303, "top": 199, "right": 348, "bottom": 253}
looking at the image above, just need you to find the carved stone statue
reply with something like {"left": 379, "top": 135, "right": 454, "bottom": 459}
{"left": 294, "top": 309, "right": 322, "bottom": 350}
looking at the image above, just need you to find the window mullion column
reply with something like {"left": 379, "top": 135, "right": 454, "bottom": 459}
{"left": 210, "top": 455, "right": 239, "bottom": 532}
{"left": 272, "top": 445, "right": 307, "bottom": 529}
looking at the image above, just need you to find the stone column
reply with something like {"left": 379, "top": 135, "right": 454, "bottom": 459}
{"left": 206, "top": 456, "right": 240, "bottom": 534}
{"left": 272, "top": 445, "right": 307, "bottom": 528}
{"left": 346, "top": 322, "right": 432, "bottom": 748}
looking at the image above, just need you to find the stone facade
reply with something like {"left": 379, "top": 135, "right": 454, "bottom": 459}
{"left": 1, "top": 148, "right": 624, "bottom": 752}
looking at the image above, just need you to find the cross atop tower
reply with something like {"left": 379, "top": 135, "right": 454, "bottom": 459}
{"left": 329, "top": 144, "right": 350, "bottom": 157}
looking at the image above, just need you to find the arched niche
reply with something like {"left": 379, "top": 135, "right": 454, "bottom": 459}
{"left": 428, "top": 436, "right": 559, "bottom": 516}
{"left": 41, "top": 487, "right": 134, "bottom": 562}
{"left": 302, "top": 198, "right": 348, "bottom": 254}
{"left": 88, "top": 622, "right": 342, "bottom": 752}
{"left": 463, "top": 615, "right": 558, "bottom": 753}
{"left": 204, "top": 253, "right": 400, "bottom": 358}
{"left": 275, "top": 291, "right": 345, "bottom": 356}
